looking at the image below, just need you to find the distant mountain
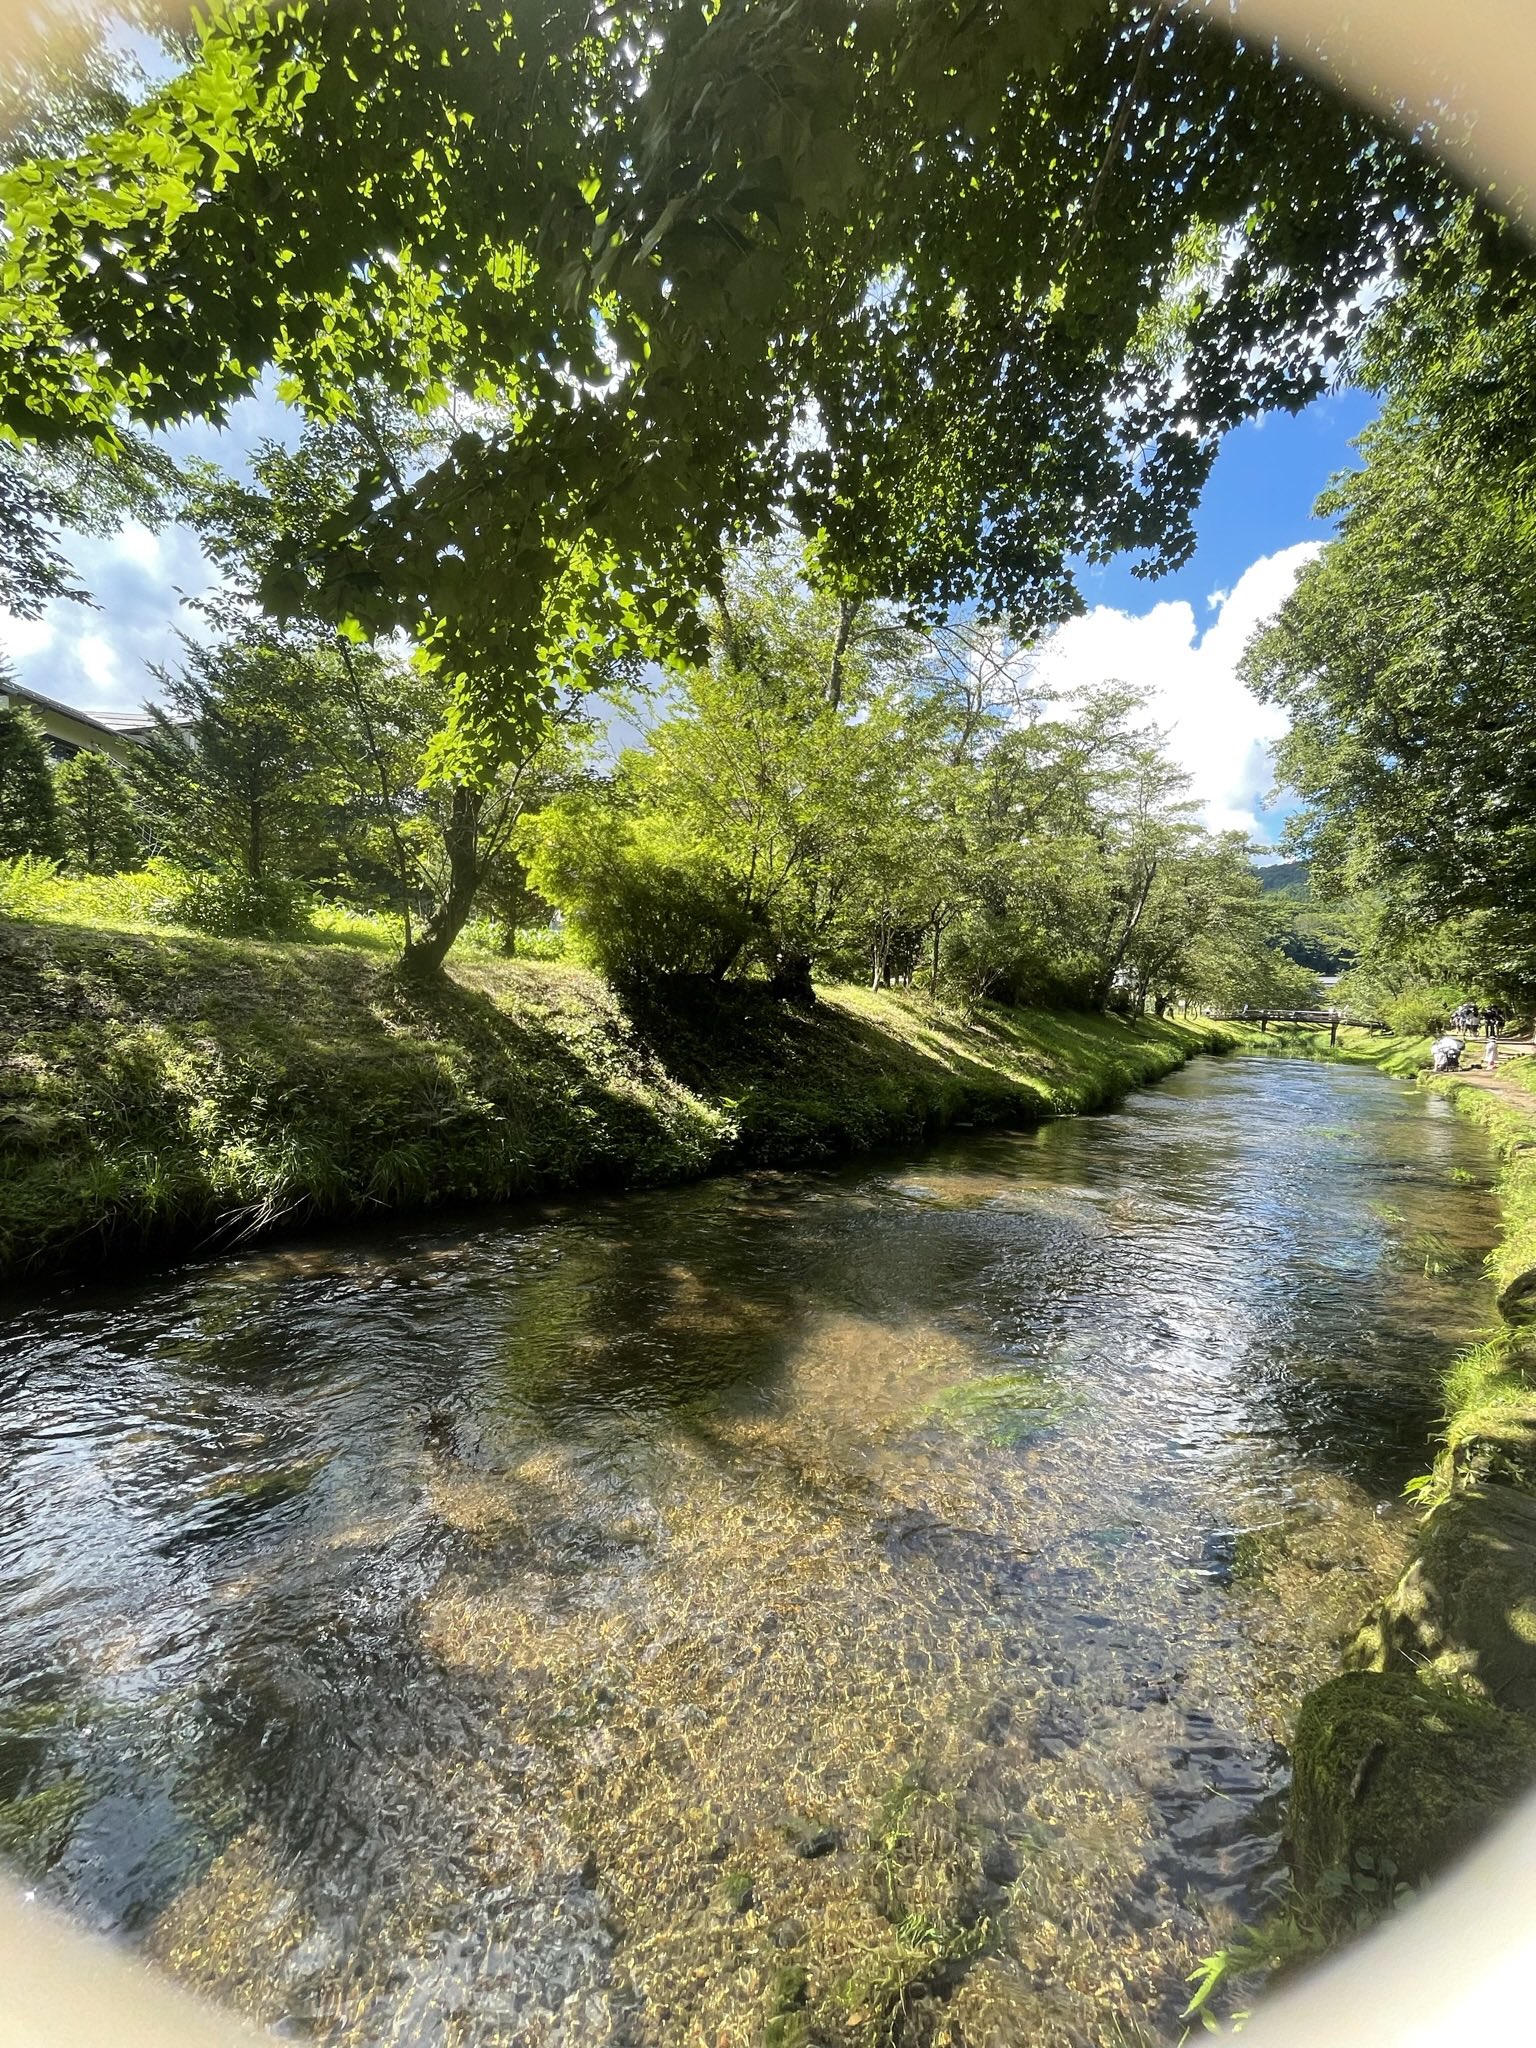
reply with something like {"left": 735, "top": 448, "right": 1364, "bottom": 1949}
{"left": 1257, "top": 859, "right": 1310, "bottom": 897}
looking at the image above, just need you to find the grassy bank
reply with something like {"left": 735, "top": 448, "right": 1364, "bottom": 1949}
{"left": 0, "top": 919, "right": 1232, "bottom": 1286}
{"left": 1421, "top": 1062, "right": 1536, "bottom": 1486}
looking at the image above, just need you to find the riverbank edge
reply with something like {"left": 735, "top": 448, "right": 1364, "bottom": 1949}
{"left": 0, "top": 919, "right": 1236, "bottom": 1288}
{"left": 1232, "top": 1028, "right": 1536, "bottom": 1989}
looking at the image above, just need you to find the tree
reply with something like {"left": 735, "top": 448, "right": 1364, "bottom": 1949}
{"left": 128, "top": 636, "right": 328, "bottom": 887}
{"left": 1242, "top": 211, "right": 1536, "bottom": 946}
{"left": 0, "top": 0, "right": 1472, "bottom": 775}
{"left": 525, "top": 562, "right": 913, "bottom": 995}
{"left": 186, "top": 397, "right": 604, "bottom": 971}
{"left": 0, "top": 698, "right": 63, "bottom": 861}
{"left": 54, "top": 748, "right": 140, "bottom": 873}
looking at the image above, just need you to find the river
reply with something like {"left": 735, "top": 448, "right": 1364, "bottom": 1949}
{"left": 0, "top": 1054, "right": 1500, "bottom": 2046}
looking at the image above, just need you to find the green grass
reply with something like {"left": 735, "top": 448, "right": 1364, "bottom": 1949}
{"left": 0, "top": 856, "right": 545, "bottom": 959}
{"left": 0, "top": 919, "right": 1234, "bottom": 1284}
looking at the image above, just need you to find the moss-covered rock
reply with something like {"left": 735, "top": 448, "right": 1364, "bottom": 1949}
{"left": 1348, "top": 1486, "right": 1536, "bottom": 1714}
{"left": 1289, "top": 1671, "right": 1536, "bottom": 1887}
{"left": 1496, "top": 1264, "right": 1536, "bottom": 1323}
{"left": 1446, "top": 1392, "right": 1536, "bottom": 1493}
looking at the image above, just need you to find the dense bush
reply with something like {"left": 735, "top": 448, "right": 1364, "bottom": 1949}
{"left": 523, "top": 793, "right": 756, "bottom": 986}
{"left": 164, "top": 869, "right": 313, "bottom": 939}
{"left": 1381, "top": 992, "right": 1451, "bottom": 1037}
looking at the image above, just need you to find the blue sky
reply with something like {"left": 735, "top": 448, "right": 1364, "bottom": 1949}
{"left": 1079, "top": 387, "right": 1376, "bottom": 619}
{"left": 1032, "top": 387, "right": 1376, "bottom": 843}
{"left": 1, "top": 386, "right": 1375, "bottom": 839}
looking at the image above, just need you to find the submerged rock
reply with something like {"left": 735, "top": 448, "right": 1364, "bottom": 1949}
{"left": 1349, "top": 1485, "right": 1536, "bottom": 1714}
{"left": 1288, "top": 1670, "right": 1536, "bottom": 1887}
{"left": 790, "top": 1825, "right": 839, "bottom": 1860}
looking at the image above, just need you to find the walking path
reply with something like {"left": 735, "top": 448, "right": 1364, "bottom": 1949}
{"left": 1443, "top": 1044, "right": 1536, "bottom": 1098}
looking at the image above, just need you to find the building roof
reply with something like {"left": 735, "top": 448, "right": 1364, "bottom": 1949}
{"left": 90, "top": 710, "right": 157, "bottom": 734}
{"left": 0, "top": 679, "right": 149, "bottom": 743}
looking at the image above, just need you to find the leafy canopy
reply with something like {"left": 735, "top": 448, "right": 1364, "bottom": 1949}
{"left": 1244, "top": 212, "right": 1536, "bottom": 972}
{"left": 0, "top": 0, "right": 1467, "bottom": 761}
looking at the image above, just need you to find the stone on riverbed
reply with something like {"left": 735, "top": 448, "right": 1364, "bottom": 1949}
{"left": 1288, "top": 1670, "right": 1536, "bottom": 1886}
{"left": 1348, "top": 1485, "right": 1536, "bottom": 1714}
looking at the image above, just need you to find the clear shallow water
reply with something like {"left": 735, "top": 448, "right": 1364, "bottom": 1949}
{"left": 0, "top": 1055, "right": 1500, "bottom": 2045}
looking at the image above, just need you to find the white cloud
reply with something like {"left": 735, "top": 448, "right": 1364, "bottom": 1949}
{"left": 0, "top": 519, "right": 221, "bottom": 715}
{"left": 76, "top": 632, "right": 121, "bottom": 694}
{"left": 113, "top": 522, "right": 163, "bottom": 572}
{"left": 1032, "top": 542, "right": 1319, "bottom": 840}
{"left": 0, "top": 613, "right": 55, "bottom": 663}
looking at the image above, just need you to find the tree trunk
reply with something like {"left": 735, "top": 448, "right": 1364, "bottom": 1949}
{"left": 769, "top": 949, "right": 815, "bottom": 1006}
{"left": 1089, "top": 861, "right": 1158, "bottom": 1010}
{"left": 826, "top": 596, "right": 861, "bottom": 710}
{"left": 400, "top": 786, "right": 482, "bottom": 978}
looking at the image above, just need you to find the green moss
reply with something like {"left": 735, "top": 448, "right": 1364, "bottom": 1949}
{"left": 1289, "top": 1670, "right": 1536, "bottom": 1888}
{"left": 1231, "top": 1525, "right": 1292, "bottom": 1587}
{"left": 0, "top": 1777, "right": 87, "bottom": 1873}
{"left": 836, "top": 1913, "right": 990, "bottom": 2048}
{"left": 1352, "top": 1488, "right": 1536, "bottom": 1713}
{"left": 721, "top": 1868, "right": 755, "bottom": 1913}
{"left": 0, "top": 920, "right": 1231, "bottom": 1284}
{"left": 767, "top": 1962, "right": 808, "bottom": 2010}
{"left": 925, "top": 1370, "right": 1071, "bottom": 1448}
{"left": 762, "top": 2018, "right": 811, "bottom": 2048}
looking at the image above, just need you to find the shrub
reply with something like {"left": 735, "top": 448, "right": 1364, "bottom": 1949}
{"left": 0, "top": 855, "right": 177, "bottom": 926}
{"left": 509, "top": 923, "right": 568, "bottom": 961}
{"left": 522, "top": 793, "right": 754, "bottom": 986}
{"left": 163, "top": 869, "right": 312, "bottom": 938}
{"left": 1382, "top": 992, "right": 1450, "bottom": 1037}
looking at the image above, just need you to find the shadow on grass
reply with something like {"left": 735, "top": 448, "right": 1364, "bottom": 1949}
{"left": 0, "top": 923, "right": 1222, "bottom": 1285}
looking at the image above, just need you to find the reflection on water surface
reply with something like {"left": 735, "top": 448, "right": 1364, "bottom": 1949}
{"left": 0, "top": 1056, "right": 1499, "bottom": 2044}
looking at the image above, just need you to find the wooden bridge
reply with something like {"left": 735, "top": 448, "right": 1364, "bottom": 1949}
{"left": 1210, "top": 1007, "right": 1348, "bottom": 1041}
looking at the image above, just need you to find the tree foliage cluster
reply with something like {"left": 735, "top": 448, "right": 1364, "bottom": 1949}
{"left": 0, "top": 683, "right": 141, "bottom": 873}
{"left": 0, "top": 0, "right": 1474, "bottom": 777}
{"left": 1243, "top": 209, "right": 1536, "bottom": 1016}
{"left": 524, "top": 553, "right": 1315, "bottom": 1015}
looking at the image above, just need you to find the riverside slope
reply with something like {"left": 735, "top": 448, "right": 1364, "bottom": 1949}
{"left": 0, "top": 920, "right": 1232, "bottom": 1286}
{"left": 1227, "top": 1025, "right": 1536, "bottom": 1944}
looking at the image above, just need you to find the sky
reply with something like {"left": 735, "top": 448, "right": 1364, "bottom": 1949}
{"left": 0, "top": 386, "right": 1376, "bottom": 844}
{"left": 1050, "top": 385, "right": 1378, "bottom": 844}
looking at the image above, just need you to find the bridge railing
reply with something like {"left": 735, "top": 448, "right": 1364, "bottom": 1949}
{"left": 1207, "top": 1009, "right": 1346, "bottom": 1024}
